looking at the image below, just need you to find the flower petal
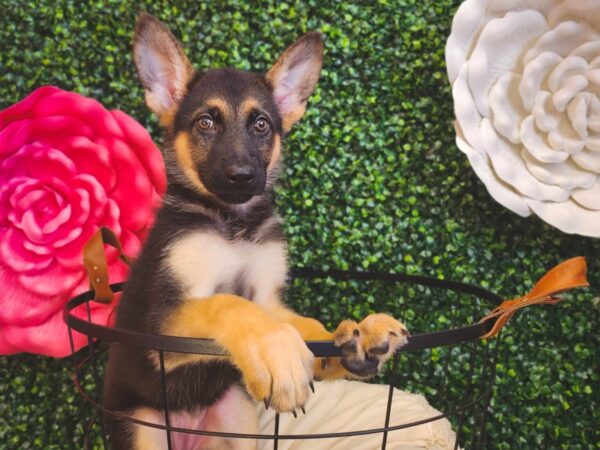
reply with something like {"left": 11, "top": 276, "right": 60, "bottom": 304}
{"left": 489, "top": 72, "right": 527, "bottom": 144}
{"left": 0, "top": 116, "right": 95, "bottom": 157}
{"left": 59, "top": 136, "right": 116, "bottom": 190}
{"left": 572, "top": 178, "right": 600, "bottom": 210}
{"left": 456, "top": 134, "right": 532, "bottom": 217}
{"left": 445, "top": 0, "right": 488, "bottom": 83}
{"left": 51, "top": 226, "right": 83, "bottom": 249}
{"left": 453, "top": 65, "right": 485, "bottom": 154}
{"left": 481, "top": 119, "right": 570, "bottom": 201}
{"left": 30, "top": 90, "right": 125, "bottom": 140}
{"left": 468, "top": 10, "right": 549, "bottom": 117}
{"left": 524, "top": 21, "right": 600, "bottom": 65}
{"left": 0, "top": 263, "right": 66, "bottom": 326}
{"left": 587, "top": 136, "right": 600, "bottom": 151}
{"left": 547, "top": 117, "right": 586, "bottom": 154}
{"left": 0, "top": 329, "right": 21, "bottom": 354}
{"left": 2, "top": 301, "right": 116, "bottom": 357}
{"left": 585, "top": 69, "right": 600, "bottom": 87}
{"left": 520, "top": 115, "right": 569, "bottom": 163}
{"left": 522, "top": 148, "right": 596, "bottom": 190}
{"left": 520, "top": 52, "right": 563, "bottom": 111}
{"left": 547, "top": 0, "right": 600, "bottom": 30}
{"left": 18, "top": 263, "right": 84, "bottom": 297}
{"left": 111, "top": 110, "right": 166, "bottom": 196}
{"left": 487, "top": 0, "right": 561, "bottom": 16}
{"left": 526, "top": 198, "right": 600, "bottom": 237}
{"left": 572, "top": 149, "right": 600, "bottom": 172}
{"left": 54, "top": 226, "right": 97, "bottom": 270}
{"left": 0, "top": 86, "right": 62, "bottom": 128}
{"left": 0, "top": 228, "right": 53, "bottom": 272}
{"left": 571, "top": 41, "right": 600, "bottom": 61}
{"left": 108, "top": 138, "right": 155, "bottom": 232}
{"left": 533, "top": 91, "right": 561, "bottom": 132}
{"left": 548, "top": 56, "right": 588, "bottom": 92}
{"left": 552, "top": 74, "right": 588, "bottom": 112}
{"left": 567, "top": 92, "right": 592, "bottom": 140}
{"left": 73, "top": 174, "right": 108, "bottom": 222}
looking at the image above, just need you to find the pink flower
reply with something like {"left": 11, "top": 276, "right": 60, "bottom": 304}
{"left": 0, "top": 86, "right": 166, "bottom": 357}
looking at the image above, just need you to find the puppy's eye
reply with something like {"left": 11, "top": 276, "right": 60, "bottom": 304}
{"left": 254, "top": 117, "right": 270, "bottom": 133}
{"left": 197, "top": 115, "right": 215, "bottom": 130}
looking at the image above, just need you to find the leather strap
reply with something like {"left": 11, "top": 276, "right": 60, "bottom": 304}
{"left": 479, "top": 256, "right": 589, "bottom": 339}
{"left": 82, "top": 227, "right": 132, "bottom": 304}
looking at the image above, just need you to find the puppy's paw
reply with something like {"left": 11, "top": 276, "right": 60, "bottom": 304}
{"left": 232, "top": 323, "right": 313, "bottom": 414}
{"left": 334, "top": 313, "right": 409, "bottom": 377}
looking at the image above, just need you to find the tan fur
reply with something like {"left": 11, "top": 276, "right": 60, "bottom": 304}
{"left": 173, "top": 132, "right": 214, "bottom": 197}
{"left": 162, "top": 294, "right": 313, "bottom": 412}
{"left": 205, "top": 97, "right": 234, "bottom": 121}
{"left": 281, "top": 106, "right": 306, "bottom": 132}
{"left": 158, "top": 107, "right": 177, "bottom": 130}
{"left": 239, "top": 97, "right": 261, "bottom": 118}
{"left": 268, "top": 135, "right": 282, "bottom": 171}
{"left": 333, "top": 314, "right": 409, "bottom": 372}
{"left": 267, "top": 307, "right": 408, "bottom": 380}
{"left": 266, "top": 306, "right": 345, "bottom": 380}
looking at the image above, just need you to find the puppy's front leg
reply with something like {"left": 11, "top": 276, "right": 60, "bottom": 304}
{"left": 162, "top": 294, "right": 314, "bottom": 413}
{"left": 268, "top": 307, "right": 409, "bottom": 380}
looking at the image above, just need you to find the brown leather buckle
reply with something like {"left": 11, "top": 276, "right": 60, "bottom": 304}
{"left": 82, "top": 227, "right": 132, "bottom": 304}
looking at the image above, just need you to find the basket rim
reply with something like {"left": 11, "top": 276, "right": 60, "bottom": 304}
{"left": 64, "top": 269, "right": 502, "bottom": 357}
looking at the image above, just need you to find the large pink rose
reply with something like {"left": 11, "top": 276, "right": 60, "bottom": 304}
{"left": 0, "top": 86, "right": 166, "bottom": 357}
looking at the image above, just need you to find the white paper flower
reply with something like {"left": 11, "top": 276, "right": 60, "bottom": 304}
{"left": 446, "top": 0, "right": 600, "bottom": 237}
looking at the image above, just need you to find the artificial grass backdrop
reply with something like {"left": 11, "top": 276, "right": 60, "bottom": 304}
{"left": 0, "top": 1, "right": 598, "bottom": 448}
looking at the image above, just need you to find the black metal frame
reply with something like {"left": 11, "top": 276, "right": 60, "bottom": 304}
{"left": 64, "top": 268, "right": 503, "bottom": 449}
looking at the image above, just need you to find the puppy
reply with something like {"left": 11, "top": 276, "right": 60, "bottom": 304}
{"left": 103, "top": 12, "right": 409, "bottom": 450}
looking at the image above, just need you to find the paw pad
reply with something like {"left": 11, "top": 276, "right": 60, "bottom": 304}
{"left": 333, "top": 314, "right": 409, "bottom": 378}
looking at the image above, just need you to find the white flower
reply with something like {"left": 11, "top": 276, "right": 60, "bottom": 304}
{"left": 446, "top": 0, "right": 600, "bottom": 237}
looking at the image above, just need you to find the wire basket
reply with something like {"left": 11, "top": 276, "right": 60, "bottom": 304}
{"left": 64, "top": 266, "right": 506, "bottom": 450}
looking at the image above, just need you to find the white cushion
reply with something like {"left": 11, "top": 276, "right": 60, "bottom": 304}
{"left": 256, "top": 379, "right": 457, "bottom": 450}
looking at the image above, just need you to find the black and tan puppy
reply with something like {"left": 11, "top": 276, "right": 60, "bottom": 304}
{"left": 103, "top": 13, "right": 409, "bottom": 449}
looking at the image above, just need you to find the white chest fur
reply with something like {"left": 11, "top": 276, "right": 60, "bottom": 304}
{"left": 164, "top": 231, "right": 288, "bottom": 307}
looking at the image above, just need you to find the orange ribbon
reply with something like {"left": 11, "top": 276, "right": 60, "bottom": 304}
{"left": 479, "top": 256, "right": 589, "bottom": 339}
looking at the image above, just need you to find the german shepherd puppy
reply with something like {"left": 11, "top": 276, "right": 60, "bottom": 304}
{"left": 103, "top": 13, "right": 409, "bottom": 450}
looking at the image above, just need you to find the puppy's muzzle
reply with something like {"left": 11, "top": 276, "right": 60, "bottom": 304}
{"left": 225, "top": 164, "right": 256, "bottom": 187}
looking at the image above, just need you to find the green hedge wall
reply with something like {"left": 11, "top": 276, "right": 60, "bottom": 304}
{"left": 1, "top": 1, "right": 598, "bottom": 449}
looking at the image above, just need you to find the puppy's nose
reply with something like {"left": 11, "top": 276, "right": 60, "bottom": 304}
{"left": 225, "top": 165, "right": 255, "bottom": 185}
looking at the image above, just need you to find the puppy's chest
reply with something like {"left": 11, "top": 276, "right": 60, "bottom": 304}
{"left": 164, "top": 230, "right": 287, "bottom": 307}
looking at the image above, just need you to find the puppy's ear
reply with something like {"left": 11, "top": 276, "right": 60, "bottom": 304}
{"left": 133, "top": 12, "right": 194, "bottom": 120}
{"left": 266, "top": 32, "right": 323, "bottom": 133}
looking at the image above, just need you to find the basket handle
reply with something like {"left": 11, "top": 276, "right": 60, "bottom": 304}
{"left": 479, "top": 256, "right": 589, "bottom": 339}
{"left": 82, "top": 227, "right": 132, "bottom": 304}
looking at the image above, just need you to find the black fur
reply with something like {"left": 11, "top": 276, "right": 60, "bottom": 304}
{"left": 172, "top": 69, "right": 282, "bottom": 204}
{"left": 104, "top": 14, "right": 322, "bottom": 448}
{"left": 103, "top": 68, "right": 285, "bottom": 449}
